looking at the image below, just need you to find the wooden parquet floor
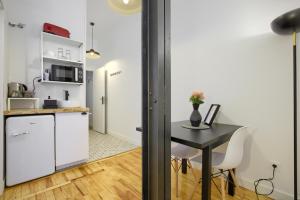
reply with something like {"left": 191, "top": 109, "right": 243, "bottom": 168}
{"left": 0, "top": 148, "right": 271, "bottom": 200}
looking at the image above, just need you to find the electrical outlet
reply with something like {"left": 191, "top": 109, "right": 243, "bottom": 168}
{"left": 271, "top": 161, "right": 280, "bottom": 168}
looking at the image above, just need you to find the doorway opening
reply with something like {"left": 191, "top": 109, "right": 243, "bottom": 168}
{"left": 86, "top": 66, "right": 138, "bottom": 162}
{"left": 85, "top": 0, "right": 141, "bottom": 163}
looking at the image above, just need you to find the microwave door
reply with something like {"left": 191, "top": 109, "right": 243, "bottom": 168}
{"left": 51, "top": 65, "right": 75, "bottom": 82}
{"left": 52, "top": 66, "right": 64, "bottom": 81}
{"left": 57, "top": 68, "right": 68, "bottom": 82}
{"left": 65, "top": 69, "right": 75, "bottom": 82}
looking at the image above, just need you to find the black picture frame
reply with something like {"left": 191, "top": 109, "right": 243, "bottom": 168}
{"left": 204, "top": 104, "right": 221, "bottom": 126}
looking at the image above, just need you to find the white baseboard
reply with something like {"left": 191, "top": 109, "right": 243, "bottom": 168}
{"left": 56, "top": 159, "right": 87, "bottom": 171}
{"left": 0, "top": 179, "right": 4, "bottom": 195}
{"left": 108, "top": 130, "right": 142, "bottom": 146}
{"left": 189, "top": 162, "right": 295, "bottom": 200}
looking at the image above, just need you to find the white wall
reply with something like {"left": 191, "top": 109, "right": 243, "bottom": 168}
{"left": 87, "top": 0, "right": 141, "bottom": 146}
{"left": 5, "top": 0, "right": 87, "bottom": 107}
{"left": 97, "top": 19, "right": 141, "bottom": 145}
{"left": 171, "top": 0, "right": 300, "bottom": 199}
{"left": 0, "top": 2, "right": 6, "bottom": 194}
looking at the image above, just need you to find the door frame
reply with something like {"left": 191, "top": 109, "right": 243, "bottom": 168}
{"left": 92, "top": 67, "right": 107, "bottom": 134}
{"left": 104, "top": 70, "right": 107, "bottom": 134}
{"left": 85, "top": 70, "right": 94, "bottom": 129}
{"left": 142, "top": 0, "right": 171, "bottom": 199}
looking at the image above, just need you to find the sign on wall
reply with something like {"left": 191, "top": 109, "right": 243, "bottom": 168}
{"left": 110, "top": 70, "right": 122, "bottom": 77}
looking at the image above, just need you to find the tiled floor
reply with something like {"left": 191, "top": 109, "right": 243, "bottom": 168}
{"left": 89, "top": 130, "right": 137, "bottom": 162}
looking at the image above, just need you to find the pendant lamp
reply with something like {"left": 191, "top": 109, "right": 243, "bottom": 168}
{"left": 271, "top": 8, "right": 300, "bottom": 200}
{"left": 108, "top": 0, "right": 141, "bottom": 15}
{"left": 86, "top": 22, "right": 101, "bottom": 59}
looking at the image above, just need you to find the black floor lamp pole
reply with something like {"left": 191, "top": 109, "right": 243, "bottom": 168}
{"left": 293, "top": 31, "right": 298, "bottom": 200}
{"left": 271, "top": 8, "right": 300, "bottom": 200}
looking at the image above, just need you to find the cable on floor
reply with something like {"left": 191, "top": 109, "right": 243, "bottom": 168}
{"left": 254, "top": 164, "right": 277, "bottom": 200}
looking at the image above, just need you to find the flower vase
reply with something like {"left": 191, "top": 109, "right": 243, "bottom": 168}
{"left": 190, "top": 104, "right": 202, "bottom": 127}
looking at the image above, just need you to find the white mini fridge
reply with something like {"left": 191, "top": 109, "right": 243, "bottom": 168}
{"left": 6, "top": 115, "right": 55, "bottom": 186}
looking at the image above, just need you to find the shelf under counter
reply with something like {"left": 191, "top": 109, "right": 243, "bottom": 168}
{"left": 4, "top": 107, "right": 89, "bottom": 116}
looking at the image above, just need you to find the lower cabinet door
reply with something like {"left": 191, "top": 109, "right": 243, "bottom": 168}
{"left": 55, "top": 112, "right": 89, "bottom": 169}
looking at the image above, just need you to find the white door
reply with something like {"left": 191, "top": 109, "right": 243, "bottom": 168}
{"left": 93, "top": 67, "right": 106, "bottom": 133}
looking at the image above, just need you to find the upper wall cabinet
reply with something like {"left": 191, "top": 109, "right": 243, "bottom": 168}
{"left": 41, "top": 32, "right": 85, "bottom": 85}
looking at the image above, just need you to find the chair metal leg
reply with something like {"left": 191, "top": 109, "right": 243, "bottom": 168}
{"left": 229, "top": 169, "right": 239, "bottom": 187}
{"left": 175, "top": 159, "right": 179, "bottom": 198}
{"left": 211, "top": 178, "right": 222, "bottom": 195}
{"left": 189, "top": 177, "right": 201, "bottom": 200}
{"left": 228, "top": 169, "right": 235, "bottom": 196}
{"left": 220, "top": 175, "right": 226, "bottom": 200}
{"left": 229, "top": 169, "right": 245, "bottom": 198}
{"left": 187, "top": 159, "right": 199, "bottom": 200}
{"left": 187, "top": 159, "right": 198, "bottom": 182}
{"left": 182, "top": 158, "right": 188, "bottom": 174}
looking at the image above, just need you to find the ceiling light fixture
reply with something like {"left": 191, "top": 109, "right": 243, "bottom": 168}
{"left": 108, "top": 0, "right": 141, "bottom": 15}
{"left": 86, "top": 22, "right": 101, "bottom": 59}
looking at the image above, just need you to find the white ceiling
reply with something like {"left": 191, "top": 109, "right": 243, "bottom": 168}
{"left": 86, "top": 0, "right": 141, "bottom": 70}
{"left": 87, "top": 0, "right": 130, "bottom": 34}
{"left": 86, "top": 0, "right": 123, "bottom": 69}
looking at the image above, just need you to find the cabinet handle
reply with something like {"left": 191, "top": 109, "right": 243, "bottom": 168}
{"left": 81, "top": 112, "right": 87, "bottom": 115}
{"left": 11, "top": 131, "right": 30, "bottom": 137}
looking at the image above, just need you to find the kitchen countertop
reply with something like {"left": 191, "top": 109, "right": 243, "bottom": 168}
{"left": 4, "top": 107, "right": 89, "bottom": 116}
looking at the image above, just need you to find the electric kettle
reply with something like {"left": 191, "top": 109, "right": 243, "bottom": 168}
{"left": 8, "top": 82, "right": 28, "bottom": 98}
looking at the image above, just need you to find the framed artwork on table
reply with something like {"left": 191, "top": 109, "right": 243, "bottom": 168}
{"left": 204, "top": 104, "right": 221, "bottom": 126}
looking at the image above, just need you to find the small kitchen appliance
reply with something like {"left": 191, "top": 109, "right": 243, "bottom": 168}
{"left": 8, "top": 82, "right": 28, "bottom": 98}
{"left": 43, "top": 96, "right": 58, "bottom": 109}
{"left": 6, "top": 115, "right": 55, "bottom": 186}
{"left": 43, "top": 23, "right": 70, "bottom": 38}
{"left": 51, "top": 65, "right": 83, "bottom": 83}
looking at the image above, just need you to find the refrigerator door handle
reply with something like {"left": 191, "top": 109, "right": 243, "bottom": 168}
{"left": 11, "top": 131, "right": 30, "bottom": 137}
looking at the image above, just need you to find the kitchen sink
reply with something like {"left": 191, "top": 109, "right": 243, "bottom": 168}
{"left": 59, "top": 100, "right": 80, "bottom": 108}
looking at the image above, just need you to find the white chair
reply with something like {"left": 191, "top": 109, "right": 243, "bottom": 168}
{"left": 171, "top": 142, "right": 200, "bottom": 197}
{"left": 190, "top": 127, "right": 248, "bottom": 200}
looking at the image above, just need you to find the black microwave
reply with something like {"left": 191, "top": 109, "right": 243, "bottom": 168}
{"left": 51, "top": 65, "right": 83, "bottom": 83}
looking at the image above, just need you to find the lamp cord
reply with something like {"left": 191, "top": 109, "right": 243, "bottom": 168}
{"left": 92, "top": 25, "right": 93, "bottom": 49}
{"left": 91, "top": 22, "right": 94, "bottom": 49}
{"left": 254, "top": 164, "right": 277, "bottom": 199}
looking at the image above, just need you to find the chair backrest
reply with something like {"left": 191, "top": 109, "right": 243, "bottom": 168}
{"left": 215, "top": 127, "right": 248, "bottom": 170}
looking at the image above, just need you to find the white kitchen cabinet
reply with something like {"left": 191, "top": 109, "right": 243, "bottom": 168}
{"left": 55, "top": 112, "right": 89, "bottom": 169}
